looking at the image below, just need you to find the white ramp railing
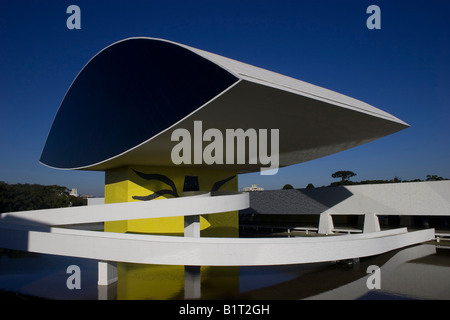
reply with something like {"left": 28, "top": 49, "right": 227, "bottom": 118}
{"left": 0, "top": 192, "right": 435, "bottom": 267}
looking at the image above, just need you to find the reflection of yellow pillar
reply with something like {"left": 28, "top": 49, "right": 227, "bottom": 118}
{"left": 104, "top": 165, "right": 239, "bottom": 299}
{"left": 200, "top": 266, "right": 240, "bottom": 299}
{"left": 117, "top": 263, "right": 185, "bottom": 300}
{"left": 115, "top": 264, "right": 240, "bottom": 300}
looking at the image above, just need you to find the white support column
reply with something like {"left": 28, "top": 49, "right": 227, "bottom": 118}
{"left": 318, "top": 212, "right": 334, "bottom": 235}
{"left": 98, "top": 260, "right": 118, "bottom": 286}
{"left": 363, "top": 213, "right": 381, "bottom": 233}
{"left": 182, "top": 191, "right": 201, "bottom": 298}
{"left": 182, "top": 190, "right": 203, "bottom": 238}
{"left": 184, "top": 216, "right": 201, "bottom": 298}
{"left": 98, "top": 281, "right": 117, "bottom": 300}
{"left": 184, "top": 215, "right": 200, "bottom": 237}
{"left": 183, "top": 214, "right": 201, "bottom": 298}
{"left": 184, "top": 265, "right": 201, "bottom": 299}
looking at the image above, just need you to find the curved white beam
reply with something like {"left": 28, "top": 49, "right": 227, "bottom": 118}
{"left": 0, "top": 192, "right": 248, "bottom": 226}
{"left": 0, "top": 191, "right": 435, "bottom": 267}
{"left": 0, "top": 224, "right": 435, "bottom": 266}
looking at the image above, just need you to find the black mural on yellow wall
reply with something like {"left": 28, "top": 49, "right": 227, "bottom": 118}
{"left": 210, "top": 175, "right": 235, "bottom": 192}
{"left": 131, "top": 169, "right": 179, "bottom": 201}
{"left": 131, "top": 168, "right": 236, "bottom": 201}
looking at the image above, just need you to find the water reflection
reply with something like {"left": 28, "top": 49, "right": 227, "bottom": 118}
{"left": 0, "top": 252, "right": 98, "bottom": 299}
{"left": 1, "top": 244, "right": 450, "bottom": 300}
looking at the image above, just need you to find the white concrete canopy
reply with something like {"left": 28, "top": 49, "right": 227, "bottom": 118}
{"left": 40, "top": 37, "right": 408, "bottom": 172}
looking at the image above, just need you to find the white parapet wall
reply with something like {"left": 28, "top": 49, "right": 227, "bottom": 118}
{"left": 0, "top": 223, "right": 434, "bottom": 266}
{"left": 87, "top": 197, "right": 105, "bottom": 206}
{"left": 0, "top": 186, "right": 441, "bottom": 269}
{"left": 0, "top": 192, "right": 248, "bottom": 226}
{"left": 323, "top": 181, "right": 450, "bottom": 216}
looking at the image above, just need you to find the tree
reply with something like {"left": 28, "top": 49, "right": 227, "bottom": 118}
{"left": 282, "top": 184, "right": 294, "bottom": 190}
{"left": 426, "top": 175, "right": 444, "bottom": 181}
{"left": 331, "top": 170, "right": 356, "bottom": 182}
{"left": 393, "top": 176, "right": 402, "bottom": 183}
{"left": 306, "top": 183, "right": 315, "bottom": 188}
{"left": 0, "top": 182, "right": 86, "bottom": 214}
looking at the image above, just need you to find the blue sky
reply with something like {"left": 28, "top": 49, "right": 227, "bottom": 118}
{"left": 1, "top": 0, "right": 449, "bottom": 196}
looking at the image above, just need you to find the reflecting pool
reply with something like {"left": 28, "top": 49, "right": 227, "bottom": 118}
{"left": 1, "top": 243, "right": 450, "bottom": 300}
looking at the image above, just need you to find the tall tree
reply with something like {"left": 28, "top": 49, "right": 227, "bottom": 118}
{"left": 331, "top": 170, "right": 356, "bottom": 182}
{"left": 426, "top": 174, "right": 444, "bottom": 181}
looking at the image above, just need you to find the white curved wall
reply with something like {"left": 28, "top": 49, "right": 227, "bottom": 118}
{"left": 0, "top": 223, "right": 434, "bottom": 266}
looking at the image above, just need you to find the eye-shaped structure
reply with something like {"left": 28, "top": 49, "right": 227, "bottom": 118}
{"left": 40, "top": 37, "right": 408, "bottom": 172}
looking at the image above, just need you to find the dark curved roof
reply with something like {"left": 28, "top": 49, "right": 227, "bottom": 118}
{"left": 240, "top": 188, "right": 354, "bottom": 215}
{"left": 40, "top": 38, "right": 238, "bottom": 169}
{"left": 40, "top": 37, "right": 408, "bottom": 171}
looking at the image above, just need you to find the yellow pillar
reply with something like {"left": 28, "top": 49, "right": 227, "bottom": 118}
{"left": 104, "top": 165, "right": 239, "bottom": 299}
{"left": 104, "top": 165, "right": 239, "bottom": 236}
